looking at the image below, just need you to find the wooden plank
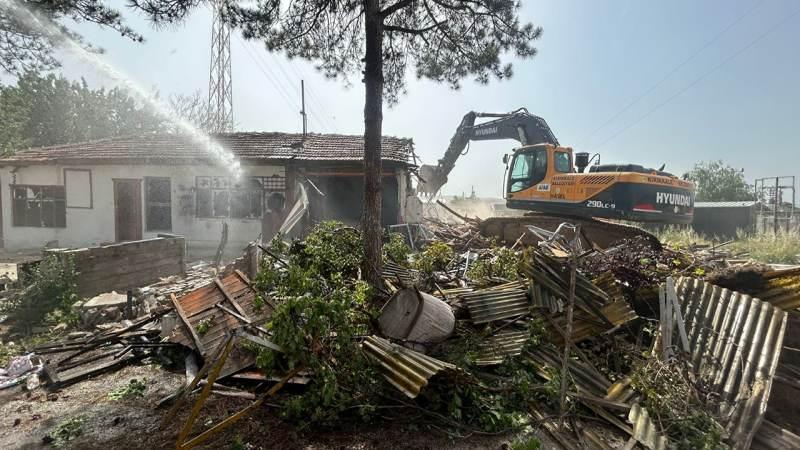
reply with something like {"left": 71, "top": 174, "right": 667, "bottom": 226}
{"left": 234, "top": 269, "right": 252, "bottom": 285}
{"left": 55, "top": 353, "right": 146, "bottom": 389}
{"left": 215, "top": 278, "right": 250, "bottom": 321}
{"left": 171, "top": 293, "right": 206, "bottom": 355}
{"left": 667, "top": 277, "right": 690, "bottom": 353}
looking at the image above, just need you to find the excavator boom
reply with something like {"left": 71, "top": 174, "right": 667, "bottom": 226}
{"left": 418, "top": 108, "right": 558, "bottom": 195}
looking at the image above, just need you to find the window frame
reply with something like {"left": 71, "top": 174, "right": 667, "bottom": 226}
{"left": 195, "top": 175, "right": 286, "bottom": 219}
{"left": 11, "top": 184, "right": 67, "bottom": 228}
{"left": 144, "top": 177, "right": 172, "bottom": 232}
{"left": 554, "top": 151, "right": 572, "bottom": 173}
{"left": 508, "top": 149, "right": 548, "bottom": 193}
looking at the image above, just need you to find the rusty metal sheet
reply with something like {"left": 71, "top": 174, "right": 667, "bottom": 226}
{"left": 546, "top": 300, "right": 638, "bottom": 345}
{"left": 361, "top": 335, "right": 457, "bottom": 398}
{"left": 592, "top": 271, "right": 624, "bottom": 302}
{"left": 676, "top": 277, "right": 787, "bottom": 449}
{"left": 474, "top": 330, "right": 529, "bottom": 366}
{"left": 461, "top": 281, "right": 529, "bottom": 324}
{"left": 170, "top": 271, "right": 274, "bottom": 378}
{"left": 756, "top": 267, "right": 800, "bottom": 311}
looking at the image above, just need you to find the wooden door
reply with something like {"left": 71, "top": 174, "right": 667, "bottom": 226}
{"left": 113, "top": 179, "right": 142, "bottom": 242}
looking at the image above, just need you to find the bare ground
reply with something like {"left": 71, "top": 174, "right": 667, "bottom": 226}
{"left": 0, "top": 363, "right": 545, "bottom": 450}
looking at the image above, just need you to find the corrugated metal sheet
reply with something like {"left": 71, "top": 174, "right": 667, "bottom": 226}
{"left": 361, "top": 336, "right": 456, "bottom": 398}
{"left": 528, "top": 347, "right": 672, "bottom": 448}
{"left": 755, "top": 267, "right": 800, "bottom": 311}
{"left": 461, "top": 281, "right": 529, "bottom": 324}
{"left": 546, "top": 300, "right": 638, "bottom": 345}
{"left": 629, "top": 403, "right": 668, "bottom": 450}
{"left": 593, "top": 272, "right": 624, "bottom": 302}
{"left": 169, "top": 271, "right": 273, "bottom": 378}
{"left": 676, "top": 277, "right": 787, "bottom": 449}
{"left": 694, "top": 201, "right": 758, "bottom": 208}
{"left": 529, "top": 282, "right": 563, "bottom": 313}
{"left": 474, "top": 330, "right": 529, "bottom": 366}
{"left": 382, "top": 261, "right": 417, "bottom": 286}
{"left": 753, "top": 419, "right": 800, "bottom": 449}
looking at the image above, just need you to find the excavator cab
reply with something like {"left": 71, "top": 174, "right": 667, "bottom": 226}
{"left": 506, "top": 145, "right": 571, "bottom": 194}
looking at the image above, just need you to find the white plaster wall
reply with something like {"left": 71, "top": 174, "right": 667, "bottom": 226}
{"left": 0, "top": 164, "right": 284, "bottom": 252}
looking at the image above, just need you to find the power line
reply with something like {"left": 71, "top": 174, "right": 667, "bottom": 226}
{"left": 279, "top": 55, "right": 340, "bottom": 132}
{"left": 243, "top": 40, "right": 300, "bottom": 111}
{"left": 305, "top": 85, "right": 340, "bottom": 132}
{"left": 578, "top": 0, "right": 765, "bottom": 147}
{"left": 591, "top": 6, "right": 800, "bottom": 151}
{"left": 260, "top": 50, "right": 333, "bottom": 132}
{"left": 237, "top": 38, "right": 299, "bottom": 116}
{"left": 269, "top": 53, "right": 338, "bottom": 133}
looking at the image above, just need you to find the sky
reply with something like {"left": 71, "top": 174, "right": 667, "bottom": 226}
{"left": 13, "top": 0, "right": 800, "bottom": 198}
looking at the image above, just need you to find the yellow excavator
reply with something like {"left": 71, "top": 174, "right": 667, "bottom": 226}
{"left": 418, "top": 108, "right": 696, "bottom": 246}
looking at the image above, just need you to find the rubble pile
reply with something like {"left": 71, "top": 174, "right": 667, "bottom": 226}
{"left": 1, "top": 218, "right": 799, "bottom": 449}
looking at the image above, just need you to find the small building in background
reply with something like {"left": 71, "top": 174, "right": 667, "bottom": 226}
{"left": 0, "top": 132, "right": 416, "bottom": 257}
{"left": 691, "top": 201, "right": 759, "bottom": 239}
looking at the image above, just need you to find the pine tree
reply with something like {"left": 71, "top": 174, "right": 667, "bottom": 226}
{"left": 133, "top": 0, "right": 543, "bottom": 286}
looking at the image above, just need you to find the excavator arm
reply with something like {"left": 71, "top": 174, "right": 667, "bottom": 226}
{"left": 418, "top": 108, "right": 559, "bottom": 195}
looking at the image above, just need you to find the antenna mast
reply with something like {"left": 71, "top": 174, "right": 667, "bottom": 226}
{"left": 208, "top": 1, "right": 233, "bottom": 132}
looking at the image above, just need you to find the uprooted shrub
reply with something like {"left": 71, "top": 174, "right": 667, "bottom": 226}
{"left": 0, "top": 254, "right": 78, "bottom": 333}
{"left": 466, "top": 246, "right": 521, "bottom": 282}
{"left": 383, "top": 232, "right": 411, "bottom": 266}
{"left": 631, "top": 358, "right": 727, "bottom": 449}
{"left": 252, "top": 222, "right": 383, "bottom": 426}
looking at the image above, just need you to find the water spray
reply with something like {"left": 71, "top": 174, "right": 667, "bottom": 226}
{"left": 0, "top": 0, "right": 243, "bottom": 178}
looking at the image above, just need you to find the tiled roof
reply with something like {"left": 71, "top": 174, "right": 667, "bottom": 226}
{"left": 0, "top": 132, "right": 414, "bottom": 165}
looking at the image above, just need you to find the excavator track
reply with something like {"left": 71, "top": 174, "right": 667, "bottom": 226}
{"left": 479, "top": 214, "right": 660, "bottom": 250}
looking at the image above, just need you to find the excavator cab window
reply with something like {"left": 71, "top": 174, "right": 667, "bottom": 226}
{"left": 508, "top": 148, "right": 547, "bottom": 192}
{"left": 554, "top": 151, "right": 571, "bottom": 173}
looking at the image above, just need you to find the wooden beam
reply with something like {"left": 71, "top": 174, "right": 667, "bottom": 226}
{"left": 214, "top": 278, "right": 250, "bottom": 321}
{"left": 171, "top": 293, "right": 206, "bottom": 355}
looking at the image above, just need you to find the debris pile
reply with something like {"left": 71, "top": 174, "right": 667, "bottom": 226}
{"left": 1, "top": 218, "right": 797, "bottom": 449}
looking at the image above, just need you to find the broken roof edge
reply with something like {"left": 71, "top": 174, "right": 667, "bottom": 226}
{"left": 0, "top": 155, "right": 417, "bottom": 167}
{"left": 0, "top": 131, "right": 416, "bottom": 166}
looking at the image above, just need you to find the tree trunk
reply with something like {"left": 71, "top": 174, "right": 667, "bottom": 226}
{"left": 362, "top": 0, "right": 384, "bottom": 288}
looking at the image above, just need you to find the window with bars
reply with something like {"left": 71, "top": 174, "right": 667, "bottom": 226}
{"left": 12, "top": 185, "right": 67, "bottom": 228}
{"left": 145, "top": 177, "right": 172, "bottom": 231}
{"left": 196, "top": 175, "right": 285, "bottom": 219}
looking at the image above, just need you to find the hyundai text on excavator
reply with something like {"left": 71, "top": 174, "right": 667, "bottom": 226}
{"left": 418, "top": 108, "right": 696, "bottom": 246}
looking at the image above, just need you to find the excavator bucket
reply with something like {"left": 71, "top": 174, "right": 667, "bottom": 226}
{"left": 417, "top": 164, "right": 447, "bottom": 196}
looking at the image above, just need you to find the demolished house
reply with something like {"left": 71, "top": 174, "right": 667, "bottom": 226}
{"left": 0, "top": 132, "right": 418, "bottom": 254}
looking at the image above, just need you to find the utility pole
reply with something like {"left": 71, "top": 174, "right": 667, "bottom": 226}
{"left": 300, "top": 80, "right": 307, "bottom": 136}
{"left": 775, "top": 177, "right": 780, "bottom": 234}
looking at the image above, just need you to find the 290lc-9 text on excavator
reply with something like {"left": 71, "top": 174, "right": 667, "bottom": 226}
{"left": 419, "top": 108, "right": 696, "bottom": 225}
